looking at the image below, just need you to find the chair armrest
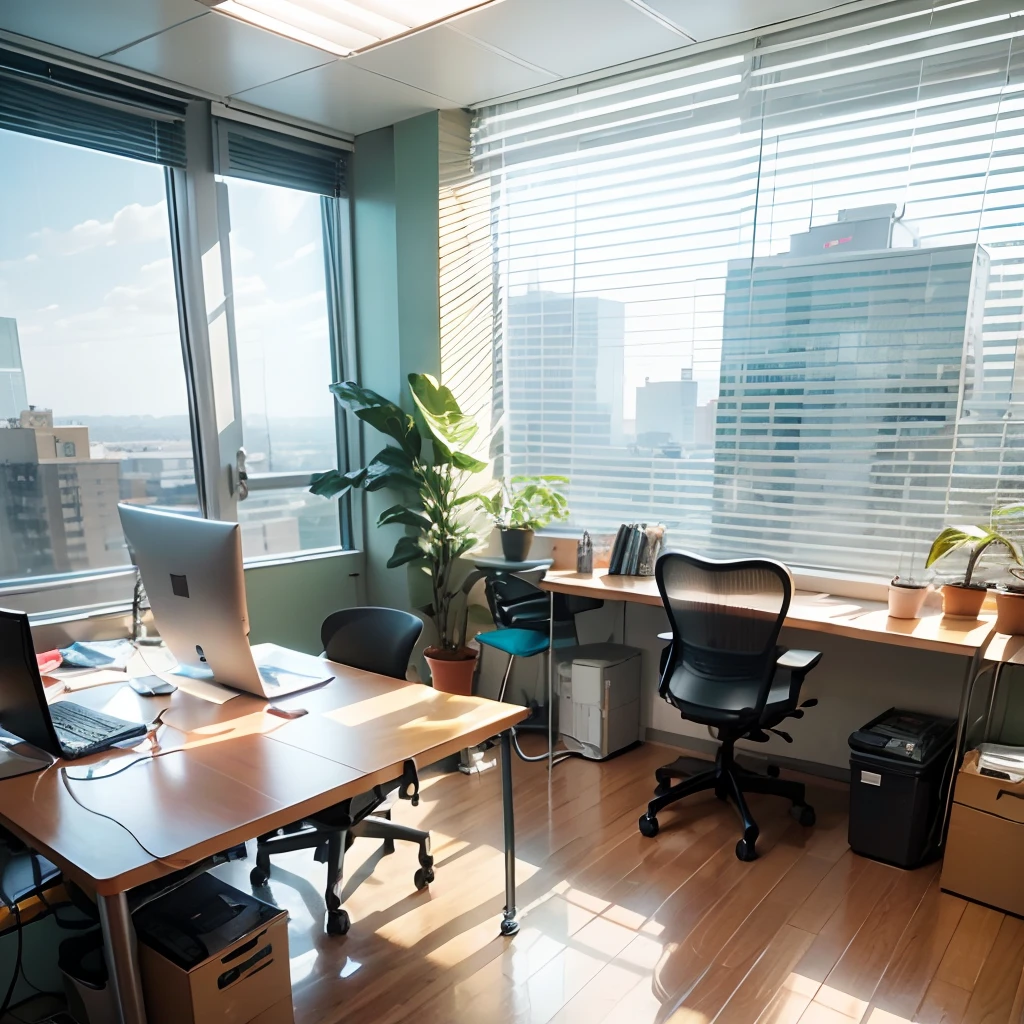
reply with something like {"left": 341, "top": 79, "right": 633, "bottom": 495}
{"left": 777, "top": 649, "right": 822, "bottom": 672}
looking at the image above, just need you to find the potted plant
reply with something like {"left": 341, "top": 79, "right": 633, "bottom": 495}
{"left": 887, "top": 575, "right": 930, "bottom": 620}
{"left": 478, "top": 475, "right": 570, "bottom": 562}
{"left": 925, "top": 523, "right": 1022, "bottom": 617}
{"left": 310, "top": 373, "right": 486, "bottom": 695}
{"left": 994, "top": 568, "right": 1024, "bottom": 635}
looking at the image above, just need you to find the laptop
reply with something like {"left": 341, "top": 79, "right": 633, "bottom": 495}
{"left": 0, "top": 609, "right": 147, "bottom": 760}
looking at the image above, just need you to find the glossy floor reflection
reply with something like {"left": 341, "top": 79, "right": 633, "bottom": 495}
{"left": 212, "top": 741, "right": 1024, "bottom": 1024}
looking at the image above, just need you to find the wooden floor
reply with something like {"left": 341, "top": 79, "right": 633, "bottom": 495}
{"left": 211, "top": 741, "right": 1024, "bottom": 1024}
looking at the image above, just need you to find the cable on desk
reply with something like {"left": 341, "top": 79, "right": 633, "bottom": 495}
{"left": 58, "top": 758, "right": 186, "bottom": 870}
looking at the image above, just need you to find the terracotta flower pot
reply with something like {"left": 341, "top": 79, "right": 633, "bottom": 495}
{"left": 887, "top": 582, "right": 929, "bottom": 620}
{"left": 941, "top": 583, "right": 987, "bottom": 618}
{"left": 500, "top": 528, "right": 534, "bottom": 562}
{"left": 425, "top": 646, "right": 478, "bottom": 695}
{"left": 995, "top": 590, "right": 1024, "bottom": 635}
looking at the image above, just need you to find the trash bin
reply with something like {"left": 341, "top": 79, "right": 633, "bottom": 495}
{"left": 60, "top": 930, "right": 114, "bottom": 1024}
{"left": 848, "top": 707, "right": 956, "bottom": 868}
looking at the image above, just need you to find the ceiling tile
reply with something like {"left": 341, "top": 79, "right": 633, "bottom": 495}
{"left": 349, "top": 24, "right": 556, "bottom": 106}
{"left": 234, "top": 60, "right": 452, "bottom": 136}
{"left": 642, "top": 0, "right": 850, "bottom": 41}
{"left": 0, "top": 0, "right": 207, "bottom": 58}
{"left": 453, "top": 0, "right": 692, "bottom": 80}
{"left": 108, "top": 12, "right": 334, "bottom": 98}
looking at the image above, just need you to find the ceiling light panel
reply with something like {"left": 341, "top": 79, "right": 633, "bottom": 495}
{"left": 201, "top": 0, "right": 504, "bottom": 56}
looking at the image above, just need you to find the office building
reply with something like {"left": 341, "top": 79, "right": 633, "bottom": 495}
{"left": 635, "top": 371, "right": 698, "bottom": 449}
{"left": 0, "top": 318, "right": 28, "bottom": 422}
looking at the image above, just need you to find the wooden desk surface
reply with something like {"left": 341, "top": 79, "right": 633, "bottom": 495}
{"left": 0, "top": 657, "right": 527, "bottom": 897}
{"left": 541, "top": 570, "right": 997, "bottom": 657}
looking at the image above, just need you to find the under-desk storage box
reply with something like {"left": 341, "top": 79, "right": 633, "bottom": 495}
{"left": 558, "top": 643, "right": 642, "bottom": 760}
{"left": 941, "top": 750, "right": 1024, "bottom": 916}
{"left": 135, "top": 874, "right": 293, "bottom": 1024}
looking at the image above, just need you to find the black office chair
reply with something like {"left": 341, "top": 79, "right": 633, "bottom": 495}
{"left": 250, "top": 607, "right": 433, "bottom": 935}
{"left": 639, "top": 552, "right": 821, "bottom": 861}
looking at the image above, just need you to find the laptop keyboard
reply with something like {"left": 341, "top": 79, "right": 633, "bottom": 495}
{"left": 50, "top": 700, "right": 147, "bottom": 753}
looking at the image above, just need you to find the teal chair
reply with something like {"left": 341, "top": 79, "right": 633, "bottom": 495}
{"left": 475, "top": 569, "right": 600, "bottom": 763}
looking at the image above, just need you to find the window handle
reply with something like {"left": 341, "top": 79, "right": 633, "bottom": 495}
{"left": 231, "top": 447, "right": 249, "bottom": 501}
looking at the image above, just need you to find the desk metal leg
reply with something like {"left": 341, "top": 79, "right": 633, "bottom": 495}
{"left": 500, "top": 730, "right": 519, "bottom": 937}
{"left": 548, "top": 591, "right": 555, "bottom": 773}
{"left": 99, "top": 891, "right": 148, "bottom": 1024}
{"left": 941, "top": 649, "right": 993, "bottom": 843}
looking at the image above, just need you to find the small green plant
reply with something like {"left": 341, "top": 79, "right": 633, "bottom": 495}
{"left": 925, "top": 523, "right": 1022, "bottom": 587}
{"left": 309, "top": 373, "right": 486, "bottom": 655}
{"left": 479, "top": 475, "right": 570, "bottom": 532}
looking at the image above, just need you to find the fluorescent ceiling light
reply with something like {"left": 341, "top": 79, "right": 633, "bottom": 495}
{"left": 200, "top": 0, "right": 504, "bottom": 56}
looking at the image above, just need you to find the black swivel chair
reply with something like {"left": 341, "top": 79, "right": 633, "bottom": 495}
{"left": 250, "top": 607, "right": 434, "bottom": 935}
{"left": 639, "top": 552, "right": 822, "bottom": 861}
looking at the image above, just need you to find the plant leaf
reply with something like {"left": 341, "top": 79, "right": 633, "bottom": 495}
{"left": 330, "top": 380, "right": 421, "bottom": 455}
{"left": 309, "top": 467, "right": 366, "bottom": 498}
{"left": 362, "top": 447, "right": 419, "bottom": 492}
{"left": 377, "top": 505, "right": 432, "bottom": 531}
{"left": 450, "top": 451, "right": 488, "bottom": 473}
{"left": 387, "top": 535, "right": 427, "bottom": 569}
{"left": 408, "top": 372, "right": 478, "bottom": 454}
{"left": 925, "top": 525, "right": 990, "bottom": 568}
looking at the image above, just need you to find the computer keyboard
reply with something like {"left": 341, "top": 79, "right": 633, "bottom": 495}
{"left": 50, "top": 700, "right": 147, "bottom": 754}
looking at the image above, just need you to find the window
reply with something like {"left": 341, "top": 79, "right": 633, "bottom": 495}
{"left": 222, "top": 177, "right": 340, "bottom": 559}
{"left": 0, "top": 129, "right": 197, "bottom": 582}
{"left": 475, "top": 0, "right": 1024, "bottom": 577}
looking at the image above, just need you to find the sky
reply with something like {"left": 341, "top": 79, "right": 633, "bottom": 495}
{"left": 0, "top": 129, "right": 335, "bottom": 434}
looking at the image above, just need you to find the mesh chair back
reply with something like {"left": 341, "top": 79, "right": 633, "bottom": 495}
{"left": 656, "top": 551, "right": 793, "bottom": 716}
{"left": 320, "top": 607, "right": 423, "bottom": 680}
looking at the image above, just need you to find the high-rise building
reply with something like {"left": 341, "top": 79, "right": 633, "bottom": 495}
{"left": 635, "top": 371, "right": 698, "bottom": 449}
{"left": 0, "top": 408, "right": 124, "bottom": 578}
{"left": 0, "top": 319, "right": 28, "bottom": 422}
{"left": 713, "top": 243, "right": 990, "bottom": 568}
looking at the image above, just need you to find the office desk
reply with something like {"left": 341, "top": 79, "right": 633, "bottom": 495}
{"left": 539, "top": 570, "right": 998, "bottom": 829}
{"left": 0, "top": 656, "right": 528, "bottom": 1024}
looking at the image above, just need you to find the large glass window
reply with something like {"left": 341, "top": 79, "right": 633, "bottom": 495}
{"left": 0, "top": 130, "right": 197, "bottom": 583}
{"left": 476, "top": 0, "right": 1024, "bottom": 577}
{"left": 222, "top": 177, "right": 340, "bottom": 559}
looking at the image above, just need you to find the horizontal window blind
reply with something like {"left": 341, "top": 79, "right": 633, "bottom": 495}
{"left": 0, "top": 51, "right": 186, "bottom": 166}
{"left": 474, "top": 0, "right": 1024, "bottom": 578}
{"left": 213, "top": 118, "right": 348, "bottom": 197}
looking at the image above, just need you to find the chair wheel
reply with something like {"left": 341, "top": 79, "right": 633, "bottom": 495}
{"left": 326, "top": 909, "right": 350, "bottom": 936}
{"left": 639, "top": 814, "right": 659, "bottom": 838}
{"left": 414, "top": 867, "right": 434, "bottom": 890}
{"left": 767, "top": 764, "right": 781, "bottom": 778}
{"left": 249, "top": 866, "right": 269, "bottom": 886}
{"left": 792, "top": 804, "right": 816, "bottom": 827}
{"left": 735, "top": 838, "right": 758, "bottom": 862}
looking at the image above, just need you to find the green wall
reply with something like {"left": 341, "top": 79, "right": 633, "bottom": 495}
{"left": 350, "top": 113, "right": 442, "bottom": 622}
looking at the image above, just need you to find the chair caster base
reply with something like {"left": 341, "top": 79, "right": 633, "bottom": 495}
{"left": 414, "top": 866, "right": 434, "bottom": 890}
{"left": 791, "top": 803, "right": 816, "bottom": 827}
{"left": 500, "top": 917, "right": 519, "bottom": 936}
{"left": 326, "top": 909, "right": 350, "bottom": 936}
{"left": 735, "top": 837, "right": 758, "bottom": 862}
{"left": 249, "top": 865, "right": 269, "bottom": 886}
{"left": 382, "top": 839, "right": 396, "bottom": 855}
{"left": 638, "top": 813, "right": 659, "bottom": 838}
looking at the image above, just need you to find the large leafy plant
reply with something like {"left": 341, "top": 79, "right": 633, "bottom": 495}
{"left": 479, "top": 475, "right": 570, "bottom": 531}
{"left": 925, "top": 522, "right": 1022, "bottom": 587}
{"left": 310, "top": 373, "right": 486, "bottom": 654}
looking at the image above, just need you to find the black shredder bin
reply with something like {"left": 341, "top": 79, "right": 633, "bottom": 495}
{"left": 848, "top": 708, "right": 956, "bottom": 868}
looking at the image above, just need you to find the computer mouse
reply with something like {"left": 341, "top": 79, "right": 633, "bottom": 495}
{"left": 129, "top": 675, "right": 178, "bottom": 696}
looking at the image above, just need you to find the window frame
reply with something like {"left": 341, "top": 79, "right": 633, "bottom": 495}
{"left": 0, "top": 80, "right": 355, "bottom": 616}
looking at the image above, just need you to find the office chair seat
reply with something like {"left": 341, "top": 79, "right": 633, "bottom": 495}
{"left": 476, "top": 627, "right": 550, "bottom": 659}
{"left": 641, "top": 552, "right": 822, "bottom": 861}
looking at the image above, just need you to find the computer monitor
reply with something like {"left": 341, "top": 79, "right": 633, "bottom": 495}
{"left": 0, "top": 609, "right": 61, "bottom": 756}
{"left": 118, "top": 504, "right": 330, "bottom": 698}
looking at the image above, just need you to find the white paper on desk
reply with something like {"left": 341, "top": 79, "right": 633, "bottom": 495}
{"left": 47, "top": 668, "right": 128, "bottom": 695}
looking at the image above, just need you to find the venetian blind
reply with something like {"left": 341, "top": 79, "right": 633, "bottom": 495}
{"left": 473, "top": 0, "right": 1024, "bottom": 577}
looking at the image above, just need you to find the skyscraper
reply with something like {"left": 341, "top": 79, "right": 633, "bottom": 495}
{"left": 713, "top": 243, "right": 990, "bottom": 569}
{"left": 0, "top": 318, "right": 28, "bottom": 422}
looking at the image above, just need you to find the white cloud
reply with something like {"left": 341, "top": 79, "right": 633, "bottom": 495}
{"left": 36, "top": 201, "right": 168, "bottom": 256}
{"left": 278, "top": 241, "right": 317, "bottom": 269}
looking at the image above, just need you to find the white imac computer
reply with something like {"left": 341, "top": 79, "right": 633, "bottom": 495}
{"left": 118, "top": 504, "right": 332, "bottom": 698}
